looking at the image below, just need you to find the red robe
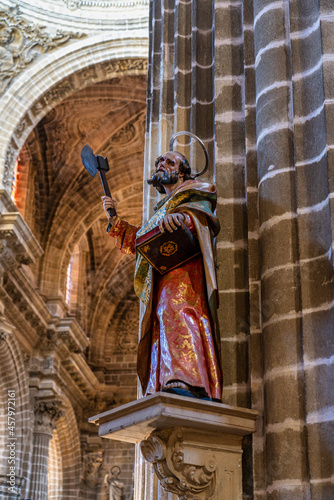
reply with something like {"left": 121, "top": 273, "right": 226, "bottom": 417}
{"left": 109, "top": 202, "right": 222, "bottom": 400}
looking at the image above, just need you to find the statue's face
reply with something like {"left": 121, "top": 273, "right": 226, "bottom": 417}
{"left": 154, "top": 151, "right": 182, "bottom": 178}
{"left": 148, "top": 151, "right": 185, "bottom": 193}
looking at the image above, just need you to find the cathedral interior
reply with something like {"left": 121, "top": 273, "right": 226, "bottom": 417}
{"left": 0, "top": 0, "right": 333, "bottom": 499}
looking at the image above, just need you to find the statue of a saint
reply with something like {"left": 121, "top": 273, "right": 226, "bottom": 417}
{"left": 104, "top": 466, "right": 124, "bottom": 500}
{"left": 102, "top": 144, "right": 222, "bottom": 401}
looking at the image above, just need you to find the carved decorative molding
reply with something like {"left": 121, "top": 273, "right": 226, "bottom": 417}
{"left": 0, "top": 329, "right": 10, "bottom": 343}
{"left": 3, "top": 62, "right": 147, "bottom": 190}
{"left": 63, "top": 0, "right": 148, "bottom": 10}
{"left": 0, "top": 192, "right": 43, "bottom": 264}
{"left": 0, "top": 5, "right": 84, "bottom": 94}
{"left": 103, "top": 58, "right": 147, "bottom": 76}
{"left": 111, "top": 122, "right": 136, "bottom": 145}
{"left": 83, "top": 450, "right": 104, "bottom": 486}
{"left": 34, "top": 400, "right": 64, "bottom": 435}
{"left": 141, "top": 428, "right": 217, "bottom": 499}
{"left": 64, "top": 0, "right": 81, "bottom": 10}
{"left": 110, "top": 300, "right": 139, "bottom": 354}
{"left": 38, "top": 328, "right": 59, "bottom": 352}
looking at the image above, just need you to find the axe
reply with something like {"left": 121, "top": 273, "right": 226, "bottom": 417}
{"left": 81, "top": 144, "right": 117, "bottom": 232}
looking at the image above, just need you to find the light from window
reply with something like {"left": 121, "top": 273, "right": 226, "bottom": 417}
{"left": 65, "top": 256, "right": 73, "bottom": 305}
{"left": 11, "top": 160, "right": 19, "bottom": 204}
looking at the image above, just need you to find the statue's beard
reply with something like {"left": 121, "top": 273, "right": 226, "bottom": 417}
{"left": 147, "top": 170, "right": 178, "bottom": 194}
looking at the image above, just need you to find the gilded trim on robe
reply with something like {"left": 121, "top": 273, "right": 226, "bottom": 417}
{"left": 107, "top": 179, "right": 223, "bottom": 399}
{"left": 134, "top": 180, "right": 220, "bottom": 306}
{"left": 136, "top": 180, "right": 222, "bottom": 396}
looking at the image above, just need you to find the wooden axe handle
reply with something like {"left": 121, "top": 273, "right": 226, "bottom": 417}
{"left": 99, "top": 170, "right": 117, "bottom": 218}
{"left": 99, "top": 170, "right": 111, "bottom": 198}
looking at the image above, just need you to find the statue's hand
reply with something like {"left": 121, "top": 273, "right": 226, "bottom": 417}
{"left": 158, "top": 213, "right": 186, "bottom": 233}
{"left": 102, "top": 196, "right": 117, "bottom": 222}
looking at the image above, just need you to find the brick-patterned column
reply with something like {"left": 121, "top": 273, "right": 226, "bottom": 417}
{"left": 243, "top": 1, "right": 265, "bottom": 498}
{"left": 214, "top": 0, "right": 249, "bottom": 411}
{"left": 214, "top": 0, "right": 334, "bottom": 497}
{"left": 317, "top": 1, "right": 334, "bottom": 247}
{"left": 28, "top": 401, "right": 63, "bottom": 500}
{"left": 253, "top": 0, "right": 309, "bottom": 498}
{"left": 138, "top": 1, "right": 216, "bottom": 499}
{"left": 144, "top": 0, "right": 215, "bottom": 220}
{"left": 289, "top": 1, "right": 334, "bottom": 497}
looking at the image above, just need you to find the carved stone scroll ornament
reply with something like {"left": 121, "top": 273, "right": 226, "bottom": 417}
{"left": 0, "top": 5, "right": 84, "bottom": 94}
{"left": 140, "top": 428, "right": 217, "bottom": 500}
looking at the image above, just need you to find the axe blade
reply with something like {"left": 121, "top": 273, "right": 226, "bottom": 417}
{"left": 81, "top": 144, "right": 98, "bottom": 177}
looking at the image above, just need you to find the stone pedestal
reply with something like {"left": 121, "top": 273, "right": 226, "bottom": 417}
{"left": 89, "top": 393, "right": 258, "bottom": 500}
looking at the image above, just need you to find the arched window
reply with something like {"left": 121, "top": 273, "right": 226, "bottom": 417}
{"left": 11, "top": 160, "right": 19, "bottom": 204}
{"left": 65, "top": 246, "right": 80, "bottom": 313}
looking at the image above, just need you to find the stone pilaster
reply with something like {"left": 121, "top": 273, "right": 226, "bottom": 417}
{"left": 28, "top": 400, "right": 64, "bottom": 500}
{"left": 140, "top": 2, "right": 216, "bottom": 498}
{"left": 144, "top": 0, "right": 215, "bottom": 221}
{"left": 214, "top": 0, "right": 249, "bottom": 412}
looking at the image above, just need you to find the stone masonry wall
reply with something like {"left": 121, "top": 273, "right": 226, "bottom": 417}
{"left": 215, "top": 0, "right": 334, "bottom": 498}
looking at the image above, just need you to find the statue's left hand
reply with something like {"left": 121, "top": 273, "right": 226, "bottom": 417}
{"left": 158, "top": 213, "right": 186, "bottom": 233}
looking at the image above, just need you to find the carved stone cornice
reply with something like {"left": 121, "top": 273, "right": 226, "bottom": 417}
{"left": 0, "top": 300, "right": 14, "bottom": 343}
{"left": 0, "top": 190, "right": 43, "bottom": 267}
{"left": 2, "top": 272, "right": 49, "bottom": 348}
{"left": 0, "top": 5, "right": 84, "bottom": 94}
{"left": 57, "top": 317, "right": 89, "bottom": 354}
{"left": 35, "top": 317, "right": 89, "bottom": 354}
{"left": 63, "top": 0, "right": 148, "bottom": 9}
{"left": 34, "top": 400, "right": 64, "bottom": 435}
{"left": 141, "top": 428, "right": 217, "bottom": 500}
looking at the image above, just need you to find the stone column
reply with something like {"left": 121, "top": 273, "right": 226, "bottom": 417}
{"left": 289, "top": 1, "right": 334, "bottom": 497}
{"left": 252, "top": 0, "right": 310, "bottom": 498}
{"left": 144, "top": 0, "right": 215, "bottom": 220}
{"left": 28, "top": 400, "right": 63, "bottom": 500}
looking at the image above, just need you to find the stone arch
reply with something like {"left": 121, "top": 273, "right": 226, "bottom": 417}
{"left": 0, "top": 34, "right": 148, "bottom": 190}
{"left": 0, "top": 331, "right": 31, "bottom": 497}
